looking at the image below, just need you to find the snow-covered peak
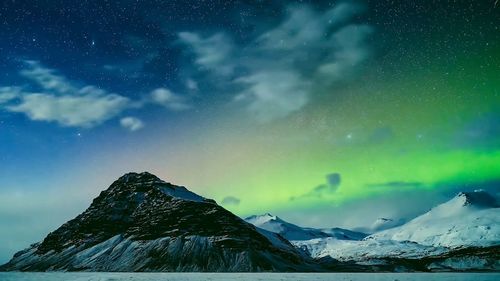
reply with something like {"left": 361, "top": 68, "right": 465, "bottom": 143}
{"left": 367, "top": 190, "right": 500, "bottom": 248}
{"left": 245, "top": 213, "right": 279, "bottom": 225}
{"left": 245, "top": 213, "right": 290, "bottom": 235}
{"left": 370, "top": 218, "right": 400, "bottom": 232}
{"left": 320, "top": 228, "right": 368, "bottom": 241}
{"left": 418, "top": 190, "right": 498, "bottom": 220}
{"left": 245, "top": 214, "right": 366, "bottom": 241}
{"left": 455, "top": 190, "right": 498, "bottom": 208}
{"left": 157, "top": 184, "right": 206, "bottom": 203}
{"left": 112, "top": 172, "right": 206, "bottom": 203}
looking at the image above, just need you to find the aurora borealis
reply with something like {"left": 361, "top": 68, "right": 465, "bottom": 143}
{"left": 0, "top": 0, "right": 499, "bottom": 263}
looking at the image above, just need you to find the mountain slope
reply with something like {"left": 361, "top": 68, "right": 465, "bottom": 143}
{"left": 367, "top": 190, "right": 500, "bottom": 248}
{"left": 294, "top": 237, "right": 448, "bottom": 262}
{"left": 1, "top": 172, "right": 317, "bottom": 272}
{"left": 245, "top": 213, "right": 367, "bottom": 241}
{"left": 369, "top": 217, "right": 404, "bottom": 232}
{"left": 292, "top": 190, "right": 500, "bottom": 271}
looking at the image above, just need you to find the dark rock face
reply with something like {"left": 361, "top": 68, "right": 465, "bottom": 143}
{"left": 459, "top": 191, "right": 498, "bottom": 208}
{"left": 1, "top": 172, "right": 318, "bottom": 272}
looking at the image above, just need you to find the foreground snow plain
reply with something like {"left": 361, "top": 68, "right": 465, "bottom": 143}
{"left": 1, "top": 272, "right": 499, "bottom": 281}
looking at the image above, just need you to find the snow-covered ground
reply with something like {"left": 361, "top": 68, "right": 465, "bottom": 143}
{"left": 0, "top": 272, "right": 500, "bottom": 281}
{"left": 293, "top": 237, "right": 448, "bottom": 261}
{"left": 0, "top": 273, "right": 499, "bottom": 281}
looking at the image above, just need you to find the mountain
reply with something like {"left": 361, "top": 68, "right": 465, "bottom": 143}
{"left": 245, "top": 213, "right": 367, "bottom": 241}
{"left": 293, "top": 190, "right": 500, "bottom": 271}
{"left": 370, "top": 218, "right": 402, "bottom": 232}
{"left": 294, "top": 237, "right": 447, "bottom": 262}
{"left": 0, "top": 172, "right": 318, "bottom": 272}
{"left": 2, "top": 175, "right": 498, "bottom": 272}
{"left": 367, "top": 190, "right": 500, "bottom": 248}
{"left": 244, "top": 214, "right": 434, "bottom": 263}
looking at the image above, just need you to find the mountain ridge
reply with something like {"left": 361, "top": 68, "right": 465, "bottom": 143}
{"left": 2, "top": 173, "right": 499, "bottom": 272}
{"left": 0, "top": 172, "right": 318, "bottom": 272}
{"left": 245, "top": 190, "right": 499, "bottom": 271}
{"left": 245, "top": 213, "right": 367, "bottom": 241}
{"left": 367, "top": 190, "right": 500, "bottom": 248}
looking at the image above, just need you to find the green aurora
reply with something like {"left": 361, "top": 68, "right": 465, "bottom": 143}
{"left": 117, "top": 44, "right": 500, "bottom": 219}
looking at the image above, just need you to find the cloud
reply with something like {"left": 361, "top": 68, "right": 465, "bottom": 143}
{"left": 120, "top": 116, "right": 144, "bottom": 131}
{"left": 234, "top": 71, "right": 309, "bottom": 121}
{"left": 20, "top": 60, "right": 76, "bottom": 93}
{"left": 221, "top": 196, "right": 241, "bottom": 206}
{"left": 316, "top": 24, "right": 372, "bottom": 79}
{"left": 0, "top": 61, "right": 130, "bottom": 128}
{"left": 0, "top": 87, "right": 21, "bottom": 104}
{"left": 179, "top": 2, "right": 372, "bottom": 121}
{"left": 291, "top": 172, "right": 341, "bottom": 200}
{"left": 186, "top": 79, "right": 199, "bottom": 91}
{"left": 256, "top": 2, "right": 366, "bottom": 51}
{"left": 7, "top": 87, "right": 130, "bottom": 128}
{"left": 0, "top": 61, "right": 190, "bottom": 128}
{"left": 178, "top": 32, "right": 234, "bottom": 76}
{"left": 150, "top": 88, "right": 190, "bottom": 111}
{"left": 326, "top": 173, "right": 341, "bottom": 187}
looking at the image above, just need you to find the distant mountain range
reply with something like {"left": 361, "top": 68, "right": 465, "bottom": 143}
{"left": 1, "top": 172, "right": 499, "bottom": 272}
{"left": 245, "top": 213, "right": 368, "bottom": 241}
{"left": 249, "top": 190, "right": 500, "bottom": 271}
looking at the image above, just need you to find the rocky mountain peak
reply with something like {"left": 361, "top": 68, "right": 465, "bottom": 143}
{"left": 456, "top": 190, "right": 498, "bottom": 208}
{"left": 1, "top": 172, "right": 315, "bottom": 272}
{"left": 105, "top": 172, "right": 206, "bottom": 203}
{"left": 116, "top": 171, "right": 163, "bottom": 184}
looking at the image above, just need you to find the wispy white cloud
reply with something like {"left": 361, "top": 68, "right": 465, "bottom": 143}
{"left": 179, "top": 2, "right": 373, "bottom": 121}
{"left": 150, "top": 88, "right": 190, "bottom": 111}
{"left": 0, "top": 61, "right": 190, "bottom": 129}
{"left": 256, "top": 3, "right": 364, "bottom": 51}
{"left": 8, "top": 89, "right": 129, "bottom": 128}
{"left": 235, "top": 71, "right": 309, "bottom": 121}
{"left": 19, "top": 60, "right": 76, "bottom": 94}
{"left": 178, "top": 32, "right": 234, "bottom": 76}
{"left": 120, "top": 116, "right": 144, "bottom": 131}
{"left": 1, "top": 61, "right": 130, "bottom": 128}
{"left": 0, "top": 87, "right": 21, "bottom": 104}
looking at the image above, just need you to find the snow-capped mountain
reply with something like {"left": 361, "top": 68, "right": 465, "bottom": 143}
{"left": 245, "top": 213, "right": 367, "bottom": 241}
{"left": 367, "top": 190, "right": 500, "bottom": 248}
{"left": 245, "top": 213, "right": 329, "bottom": 241}
{"left": 292, "top": 190, "right": 500, "bottom": 271}
{"left": 0, "top": 172, "right": 317, "bottom": 272}
{"left": 2, "top": 174, "right": 498, "bottom": 272}
{"left": 294, "top": 237, "right": 448, "bottom": 261}
{"left": 369, "top": 217, "right": 403, "bottom": 232}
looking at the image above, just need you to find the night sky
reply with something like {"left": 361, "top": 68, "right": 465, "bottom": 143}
{"left": 0, "top": 0, "right": 499, "bottom": 263}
